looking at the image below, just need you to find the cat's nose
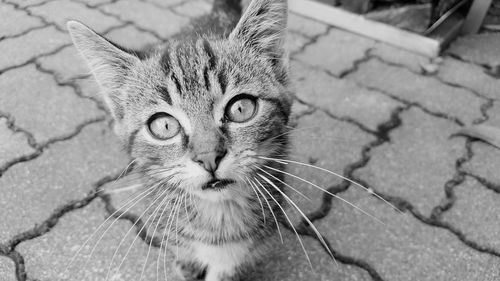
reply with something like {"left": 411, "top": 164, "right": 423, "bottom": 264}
{"left": 193, "top": 150, "right": 227, "bottom": 173}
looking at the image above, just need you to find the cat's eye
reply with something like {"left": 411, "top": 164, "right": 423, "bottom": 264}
{"left": 225, "top": 95, "right": 258, "bottom": 123}
{"left": 147, "top": 113, "right": 180, "bottom": 140}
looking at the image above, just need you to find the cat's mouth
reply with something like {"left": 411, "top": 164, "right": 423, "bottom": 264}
{"left": 201, "top": 178, "right": 236, "bottom": 191}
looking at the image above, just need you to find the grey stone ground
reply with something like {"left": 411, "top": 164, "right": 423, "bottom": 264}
{"left": 1, "top": 0, "right": 500, "bottom": 280}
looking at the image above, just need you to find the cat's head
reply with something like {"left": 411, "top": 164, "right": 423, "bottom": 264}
{"left": 68, "top": 0, "right": 291, "bottom": 202}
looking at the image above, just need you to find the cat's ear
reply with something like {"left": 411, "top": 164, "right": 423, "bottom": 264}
{"left": 229, "top": 0, "right": 288, "bottom": 59}
{"left": 67, "top": 20, "right": 140, "bottom": 119}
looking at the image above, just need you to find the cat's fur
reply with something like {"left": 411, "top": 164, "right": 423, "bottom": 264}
{"left": 68, "top": 0, "right": 292, "bottom": 280}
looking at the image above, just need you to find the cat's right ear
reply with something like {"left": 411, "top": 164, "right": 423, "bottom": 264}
{"left": 67, "top": 21, "right": 140, "bottom": 120}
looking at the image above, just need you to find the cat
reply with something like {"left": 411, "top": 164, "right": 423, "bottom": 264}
{"left": 67, "top": 0, "right": 293, "bottom": 280}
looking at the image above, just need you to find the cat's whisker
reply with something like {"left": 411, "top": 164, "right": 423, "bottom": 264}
{"left": 266, "top": 125, "right": 322, "bottom": 142}
{"left": 239, "top": 174, "right": 266, "bottom": 225}
{"left": 253, "top": 165, "right": 311, "bottom": 202}
{"left": 104, "top": 180, "right": 167, "bottom": 281}
{"left": 156, "top": 198, "right": 177, "bottom": 281}
{"left": 257, "top": 173, "right": 337, "bottom": 267}
{"left": 139, "top": 195, "right": 172, "bottom": 281}
{"left": 259, "top": 156, "right": 403, "bottom": 214}
{"left": 252, "top": 177, "right": 314, "bottom": 270}
{"left": 175, "top": 194, "right": 182, "bottom": 261}
{"left": 248, "top": 178, "right": 283, "bottom": 244}
{"left": 262, "top": 164, "right": 387, "bottom": 227}
{"left": 113, "top": 159, "right": 137, "bottom": 185}
{"left": 164, "top": 197, "right": 182, "bottom": 281}
{"left": 112, "top": 185, "right": 171, "bottom": 280}
{"left": 64, "top": 179, "right": 160, "bottom": 276}
{"left": 102, "top": 183, "right": 143, "bottom": 195}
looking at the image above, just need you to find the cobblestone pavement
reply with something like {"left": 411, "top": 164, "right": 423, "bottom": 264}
{"left": 1, "top": 0, "right": 500, "bottom": 280}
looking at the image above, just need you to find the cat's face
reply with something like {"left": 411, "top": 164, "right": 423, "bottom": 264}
{"left": 68, "top": 0, "right": 291, "bottom": 203}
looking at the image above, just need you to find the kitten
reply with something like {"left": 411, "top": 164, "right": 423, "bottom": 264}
{"left": 67, "top": 0, "right": 293, "bottom": 280}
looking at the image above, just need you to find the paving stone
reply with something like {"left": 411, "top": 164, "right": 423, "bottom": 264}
{"left": 463, "top": 143, "right": 500, "bottom": 185}
{"left": 4, "top": 0, "right": 57, "bottom": 8}
{"left": 100, "top": 0, "right": 190, "bottom": 39}
{"left": 317, "top": 187, "right": 500, "bottom": 281}
{"left": 292, "top": 60, "right": 401, "bottom": 131}
{"left": 442, "top": 178, "right": 500, "bottom": 252}
{"left": 105, "top": 24, "right": 159, "bottom": 50}
{"left": 294, "top": 28, "right": 375, "bottom": 77}
{"left": 437, "top": 57, "right": 500, "bottom": 100}
{"left": 0, "top": 65, "right": 103, "bottom": 143}
{"left": 0, "top": 257, "right": 16, "bottom": 281}
{"left": 287, "top": 32, "right": 311, "bottom": 55}
{"left": 142, "top": 0, "right": 187, "bottom": 8}
{"left": 0, "top": 3, "right": 45, "bottom": 38}
{"left": 0, "top": 118, "right": 36, "bottom": 167}
{"left": 355, "top": 108, "right": 464, "bottom": 217}
{"left": 18, "top": 200, "right": 175, "bottom": 281}
{"left": 371, "top": 42, "right": 430, "bottom": 73}
{"left": 37, "top": 45, "right": 90, "bottom": 82}
{"left": 285, "top": 111, "right": 375, "bottom": 223}
{"left": 0, "top": 26, "right": 70, "bottom": 70}
{"left": 28, "top": 0, "right": 123, "bottom": 33}
{"left": 172, "top": 0, "right": 212, "bottom": 17}
{"left": 448, "top": 33, "right": 500, "bottom": 65}
{"left": 74, "top": 0, "right": 116, "bottom": 7}
{"left": 74, "top": 76, "right": 103, "bottom": 102}
{"left": 347, "top": 59, "right": 484, "bottom": 125}
{"left": 288, "top": 13, "right": 329, "bottom": 38}
{"left": 0, "top": 122, "right": 128, "bottom": 241}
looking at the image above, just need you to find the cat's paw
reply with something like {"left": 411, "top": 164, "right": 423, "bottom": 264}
{"left": 173, "top": 260, "right": 207, "bottom": 281}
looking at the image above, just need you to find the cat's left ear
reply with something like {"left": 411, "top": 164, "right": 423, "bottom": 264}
{"left": 229, "top": 0, "right": 288, "bottom": 60}
{"left": 67, "top": 20, "right": 140, "bottom": 120}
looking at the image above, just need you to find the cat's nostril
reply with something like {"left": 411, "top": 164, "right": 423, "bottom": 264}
{"left": 194, "top": 150, "right": 227, "bottom": 172}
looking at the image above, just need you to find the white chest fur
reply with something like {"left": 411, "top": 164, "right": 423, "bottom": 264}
{"left": 193, "top": 240, "right": 251, "bottom": 281}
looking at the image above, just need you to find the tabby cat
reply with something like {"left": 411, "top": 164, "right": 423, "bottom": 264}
{"left": 68, "top": 0, "right": 293, "bottom": 280}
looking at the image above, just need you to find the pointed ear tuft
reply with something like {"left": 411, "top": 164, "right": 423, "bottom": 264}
{"left": 67, "top": 20, "right": 140, "bottom": 120}
{"left": 229, "top": 0, "right": 288, "bottom": 59}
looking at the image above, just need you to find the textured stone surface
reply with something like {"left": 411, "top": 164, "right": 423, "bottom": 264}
{"left": 0, "top": 65, "right": 103, "bottom": 143}
{"left": 18, "top": 200, "right": 176, "bottom": 281}
{"left": 318, "top": 187, "right": 500, "bottom": 281}
{"left": 173, "top": 0, "right": 212, "bottom": 17}
{"left": 288, "top": 12, "right": 329, "bottom": 37}
{"left": 448, "top": 33, "right": 500, "bottom": 65}
{"left": 37, "top": 45, "right": 91, "bottom": 82}
{"left": 100, "top": 0, "right": 190, "bottom": 38}
{"left": 347, "top": 59, "right": 484, "bottom": 125}
{"left": 442, "top": 178, "right": 500, "bottom": 252}
{"left": 0, "top": 26, "right": 70, "bottom": 70}
{"left": 463, "top": 141, "right": 500, "bottom": 185}
{"left": 292, "top": 60, "right": 401, "bottom": 131}
{"left": 142, "top": 0, "right": 187, "bottom": 8}
{"left": 0, "top": 3, "right": 44, "bottom": 38}
{"left": 28, "top": 0, "right": 122, "bottom": 33}
{"left": 105, "top": 24, "right": 159, "bottom": 50}
{"left": 0, "top": 122, "right": 128, "bottom": 241}
{"left": 437, "top": 58, "right": 500, "bottom": 101}
{"left": 371, "top": 42, "right": 429, "bottom": 73}
{"left": 294, "top": 28, "right": 375, "bottom": 77}
{"left": 0, "top": 257, "right": 16, "bottom": 281}
{"left": 0, "top": 118, "right": 36, "bottom": 167}
{"left": 355, "top": 108, "right": 464, "bottom": 217}
{"left": 4, "top": 0, "right": 57, "bottom": 8}
{"left": 287, "top": 32, "right": 311, "bottom": 55}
